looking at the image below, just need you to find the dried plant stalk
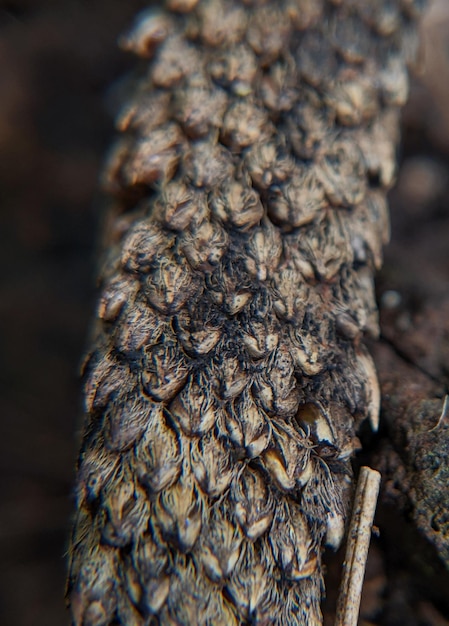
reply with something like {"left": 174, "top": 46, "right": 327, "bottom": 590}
{"left": 67, "top": 2, "right": 425, "bottom": 625}
{"left": 335, "top": 466, "right": 381, "bottom": 626}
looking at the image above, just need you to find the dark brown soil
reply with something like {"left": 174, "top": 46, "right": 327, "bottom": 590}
{"left": 1, "top": 2, "right": 448, "bottom": 625}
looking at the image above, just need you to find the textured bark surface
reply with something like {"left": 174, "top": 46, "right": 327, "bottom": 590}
{"left": 67, "top": 2, "right": 424, "bottom": 624}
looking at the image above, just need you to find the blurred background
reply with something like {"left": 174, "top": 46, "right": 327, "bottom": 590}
{"left": 0, "top": 1, "right": 448, "bottom": 625}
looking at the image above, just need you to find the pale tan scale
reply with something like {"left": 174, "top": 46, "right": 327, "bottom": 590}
{"left": 183, "top": 137, "right": 234, "bottom": 188}
{"left": 116, "top": 90, "right": 171, "bottom": 135}
{"left": 228, "top": 390, "right": 271, "bottom": 457}
{"left": 174, "top": 83, "right": 228, "bottom": 138}
{"left": 221, "top": 99, "right": 272, "bottom": 151}
{"left": 141, "top": 338, "right": 190, "bottom": 401}
{"left": 263, "top": 421, "right": 314, "bottom": 491}
{"left": 225, "top": 542, "right": 275, "bottom": 621}
{"left": 325, "top": 73, "right": 379, "bottom": 126}
{"left": 268, "top": 166, "right": 327, "bottom": 229}
{"left": 245, "top": 220, "right": 282, "bottom": 281}
{"left": 356, "top": 109, "right": 400, "bottom": 188}
{"left": 120, "top": 220, "right": 172, "bottom": 274}
{"left": 169, "top": 372, "right": 217, "bottom": 436}
{"left": 102, "top": 475, "right": 150, "bottom": 548}
{"left": 232, "top": 467, "right": 274, "bottom": 541}
{"left": 259, "top": 61, "right": 298, "bottom": 113}
{"left": 198, "top": 0, "right": 248, "bottom": 47}
{"left": 144, "top": 254, "right": 200, "bottom": 315}
{"left": 104, "top": 389, "right": 158, "bottom": 452}
{"left": 97, "top": 274, "right": 139, "bottom": 322}
{"left": 134, "top": 406, "right": 182, "bottom": 493}
{"left": 315, "top": 139, "right": 367, "bottom": 207}
{"left": 245, "top": 140, "right": 295, "bottom": 190}
{"left": 242, "top": 319, "right": 279, "bottom": 359}
{"left": 84, "top": 353, "right": 132, "bottom": 413}
{"left": 221, "top": 355, "right": 250, "bottom": 400}
{"left": 211, "top": 177, "right": 264, "bottom": 231}
{"left": 155, "top": 466, "right": 203, "bottom": 552}
{"left": 125, "top": 534, "right": 170, "bottom": 615}
{"left": 246, "top": 5, "right": 291, "bottom": 65}
{"left": 175, "top": 307, "right": 223, "bottom": 355}
{"left": 208, "top": 43, "right": 258, "bottom": 95}
{"left": 151, "top": 34, "right": 202, "bottom": 88}
{"left": 165, "top": 0, "right": 199, "bottom": 13}
{"left": 77, "top": 443, "right": 120, "bottom": 503}
{"left": 269, "top": 502, "right": 318, "bottom": 580}
{"left": 122, "top": 123, "right": 185, "bottom": 187}
{"left": 114, "top": 298, "right": 164, "bottom": 354}
{"left": 191, "top": 431, "right": 235, "bottom": 497}
{"left": 119, "top": 9, "right": 173, "bottom": 58}
{"left": 197, "top": 503, "right": 243, "bottom": 581}
{"left": 180, "top": 219, "right": 229, "bottom": 271}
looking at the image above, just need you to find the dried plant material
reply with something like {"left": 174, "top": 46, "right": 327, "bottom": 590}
{"left": 335, "top": 466, "right": 381, "bottom": 626}
{"left": 67, "top": 1, "right": 426, "bottom": 624}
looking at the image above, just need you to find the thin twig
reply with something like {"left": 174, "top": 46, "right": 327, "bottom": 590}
{"left": 335, "top": 466, "right": 381, "bottom": 626}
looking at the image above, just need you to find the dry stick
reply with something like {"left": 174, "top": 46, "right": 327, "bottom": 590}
{"left": 335, "top": 466, "right": 381, "bottom": 626}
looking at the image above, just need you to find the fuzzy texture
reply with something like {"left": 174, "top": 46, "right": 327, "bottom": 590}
{"left": 67, "top": 1, "right": 424, "bottom": 624}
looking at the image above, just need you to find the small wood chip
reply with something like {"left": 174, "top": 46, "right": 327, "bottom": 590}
{"left": 335, "top": 466, "right": 381, "bottom": 626}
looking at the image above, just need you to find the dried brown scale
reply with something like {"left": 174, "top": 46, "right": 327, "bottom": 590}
{"left": 68, "top": 1, "right": 425, "bottom": 624}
